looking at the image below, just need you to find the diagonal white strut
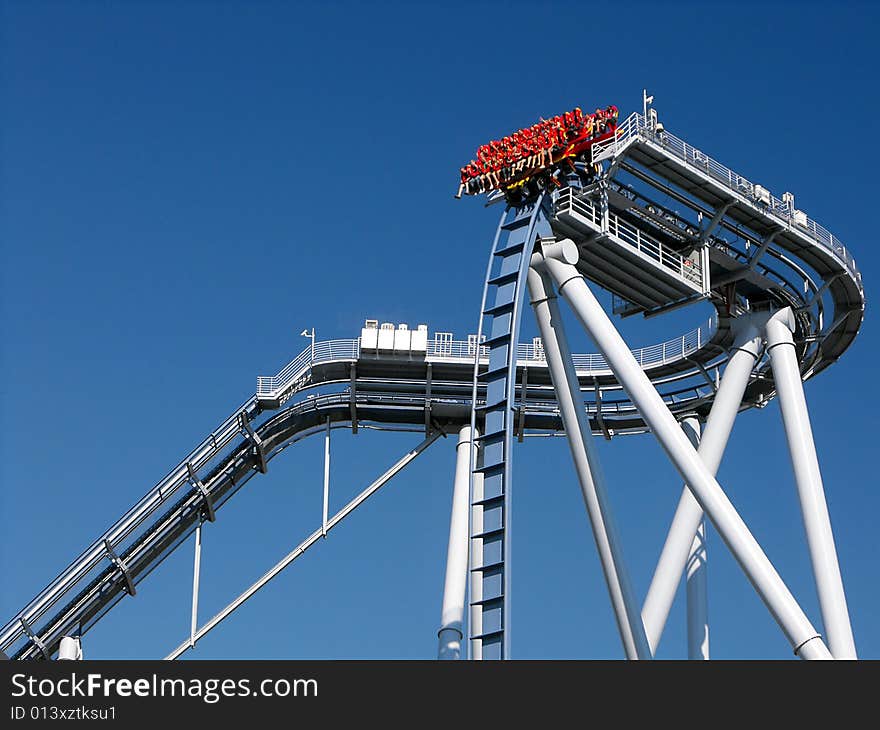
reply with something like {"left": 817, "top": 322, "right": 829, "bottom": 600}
{"left": 641, "top": 317, "right": 764, "bottom": 654}
{"left": 528, "top": 248, "right": 651, "bottom": 659}
{"left": 540, "top": 241, "right": 832, "bottom": 659}
{"left": 765, "top": 309, "right": 857, "bottom": 659}
{"left": 166, "top": 430, "right": 442, "bottom": 660}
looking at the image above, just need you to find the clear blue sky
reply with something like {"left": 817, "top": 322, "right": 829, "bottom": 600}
{"left": 1, "top": 1, "right": 877, "bottom": 660}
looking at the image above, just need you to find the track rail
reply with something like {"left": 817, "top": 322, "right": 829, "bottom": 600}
{"left": 3, "top": 107, "right": 865, "bottom": 661}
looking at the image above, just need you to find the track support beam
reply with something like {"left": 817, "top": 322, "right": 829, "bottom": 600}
{"left": 104, "top": 539, "right": 136, "bottom": 597}
{"left": 681, "top": 416, "right": 709, "bottom": 660}
{"left": 529, "top": 245, "right": 650, "bottom": 659}
{"left": 190, "top": 522, "right": 203, "bottom": 649}
{"left": 642, "top": 315, "right": 764, "bottom": 654}
{"left": 765, "top": 308, "right": 856, "bottom": 659}
{"left": 166, "top": 431, "right": 442, "bottom": 660}
{"left": 438, "top": 425, "right": 479, "bottom": 659}
{"left": 541, "top": 242, "right": 832, "bottom": 660}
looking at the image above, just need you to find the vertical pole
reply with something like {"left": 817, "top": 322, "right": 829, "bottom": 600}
{"left": 642, "top": 318, "right": 763, "bottom": 653}
{"left": 438, "top": 426, "right": 479, "bottom": 659}
{"left": 765, "top": 309, "right": 857, "bottom": 659}
{"left": 322, "top": 417, "right": 330, "bottom": 538}
{"left": 190, "top": 521, "right": 202, "bottom": 649}
{"left": 530, "top": 245, "right": 651, "bottom": 659}
{"left": 541, "top": 245, "right": 831, "bottom": 659}
{"left": 681, "top": 417, "right": 709, "bottom": 660}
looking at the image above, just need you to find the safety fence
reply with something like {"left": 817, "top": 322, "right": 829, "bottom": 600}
{"left": 594, "top": 112, "right": 862, "bottom": 291}
{"left": 257, "top": 320, "right": 717, "bottom": 401}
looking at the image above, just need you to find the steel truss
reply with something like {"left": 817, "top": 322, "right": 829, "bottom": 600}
{"left": 528, "top": 242, "right": 848, "bottom": 659}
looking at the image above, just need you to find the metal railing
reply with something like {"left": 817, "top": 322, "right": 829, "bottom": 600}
{"left": 0, "top": 395, "right": 260, "bottom": 655}
{"left": 256, "top": 320, "right": 717, "bottom": 401}
{"left": 257, "top": 339, "right": 360, "bottom": 397}
{"left": 555, "top": 188, "right": 704, "bottom": 287}
{"left": 596, "top": 112, "right": 862, "bottom": 291}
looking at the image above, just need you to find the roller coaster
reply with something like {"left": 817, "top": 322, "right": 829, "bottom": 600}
{"left": 1, "top": 96, "right": 865, "bottom": 661}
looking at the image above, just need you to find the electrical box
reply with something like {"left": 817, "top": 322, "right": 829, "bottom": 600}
{"left": 411, "top": 324, "right": 428, "bottom": 352}
{"left": 793, "top": 209, "right": 808, "bottom": 227}
{"left": 394, "top": 323, "right": 411, "bottom": 352}
{"left": 753, "top": 185, "right": 771, "bottom": 205}
{"left": 377, "top": 322, "right": 395, "bottom": 351}
{"left": 361, "top": 320, "right": 378, "bottom": 350}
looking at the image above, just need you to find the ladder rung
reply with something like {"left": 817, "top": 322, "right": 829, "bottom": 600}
{"left": 473, "top": 462, "right": 503, "bottom": 477}
{"left": 472, "top": 493, "right": 503, "bottom": 508}
{"left": 483, "top": 300, "right": 515, "bottom": 317}
{"left": 476, "top": 364, "right": 508, "bottom": 381}
{"left": 469, "top": 628, "right": 504, "bottom": 641}
{"left": 482, "top": 332, "right": 512, "bottom": 348}
{"left": 471, "top": 560, "right": 504, "bottom": 576}
{"left": 474, "top": 399, "right": 507, "bottom": 412}
{"left": 487, "top": 270, "right": 519, "bottom": 287}
{"left": 501, "top": 215, "right": 532, "bottom": 231}
{"left": 475, "top": 428, "right": 505, "bottom": 442}
{"left": 493, "top": 241, "right": 525, "bottom": 258}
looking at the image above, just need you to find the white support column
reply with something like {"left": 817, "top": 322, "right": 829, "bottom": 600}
{"left": 167, "top": 431, "right": 443, "bottom": 660}
{"left": 438, "top": 425, "right": 478, "bottom": 660}
{"left": 765, "top": 308, "right": 857, "bottom": 659}
{"left": 681, "top": 417, "right": 709, "bottom": 660}
{"left": 190, "top": 522, "right": 202, "bottom": 649}
{"left": 322, "top": 417, "right": 330, "bottom": 538}
{"left": 642, "top": 318, "right": 764, "bottom": 654}
{"left": 541, "top": 242, "right": 832, "bottom": 660}
{"left": 529, "top": 249, "right": 650, "bottom": 660}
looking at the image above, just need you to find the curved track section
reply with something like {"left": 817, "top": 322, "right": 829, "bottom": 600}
{"left": 467, "top": 194, "right": 553, "bottom": 659}
{"left": 2, "top": 107, "right": 865, "bottom": 661}
{"left": 0, "top": 324, "right": 727, "bottom": 660}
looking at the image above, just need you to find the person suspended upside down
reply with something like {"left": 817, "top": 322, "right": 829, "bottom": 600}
{"left": 455, "top": 103, "right": 619, "bottom": 200}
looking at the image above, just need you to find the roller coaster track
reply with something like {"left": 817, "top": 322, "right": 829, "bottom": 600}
{"left": 2, "top": 109, "right": 865, "bottom": 661}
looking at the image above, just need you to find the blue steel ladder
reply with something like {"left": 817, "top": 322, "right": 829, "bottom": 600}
{"left": 468, "top": 193, "right": 553, "bottom": 659}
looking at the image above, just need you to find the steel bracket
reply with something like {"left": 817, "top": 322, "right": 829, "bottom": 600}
{"left": 104, "top": 539, "right": 136, "bottom": 596}
{"left": 186, "top": 462, "right": 216, "bottom": 523}
{"left": 239, "top": 412, "right": 267, "bottom": 473}
{"left": 19, "top": 617, "right": 50, "bottom": 660}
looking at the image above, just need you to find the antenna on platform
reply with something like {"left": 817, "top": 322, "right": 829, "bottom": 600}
{"left": 301, "top": 327, "right": 315, "bottom": 359}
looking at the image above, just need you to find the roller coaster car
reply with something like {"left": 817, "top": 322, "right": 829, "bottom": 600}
{"left": 458, "top": 105, "right": 621, "bottom": 203}
{"left": 501, "top": 124, "right": 619, "bottom": 197}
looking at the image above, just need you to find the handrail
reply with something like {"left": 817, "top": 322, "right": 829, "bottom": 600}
{"left": 599, "top": 112, "right": 862, "bottom": 292}
{"left": 555, "top": 188, "right": 704, "bottom": 287}
{"left": 0, "top": 394, "right": 260, "bottom": 653}
{"left": 256, "top": 319, "right": 717, "bottom": 402}
{"left": 257, "top": 339, "right": 360, "bottom": 395}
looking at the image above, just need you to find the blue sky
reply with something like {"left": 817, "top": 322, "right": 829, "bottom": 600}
{"left": 1, "top": 1, "right": 877, "bottom": 660}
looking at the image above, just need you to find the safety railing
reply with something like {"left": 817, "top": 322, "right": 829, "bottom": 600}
{"left": 0, "top": 394, "right": 260, "bottom": 655}
{"left": 257, "top": 339, "right": 360, "bottom": 397}
{"left": 256, "top": 319, "right": 718, "bottom": 403}
{"left": 596, "top": 112, "right": 862, "bottom": 292}
{"left": 555, "top": 188, "right": 704, "bottom": 287}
